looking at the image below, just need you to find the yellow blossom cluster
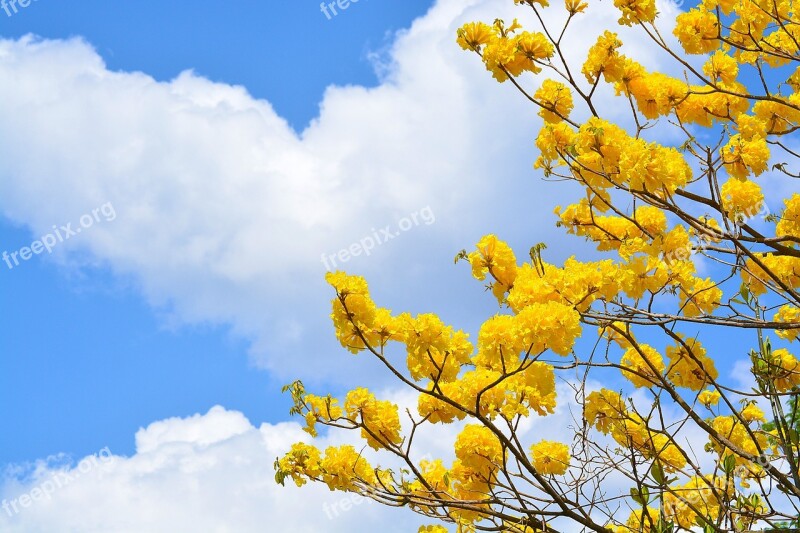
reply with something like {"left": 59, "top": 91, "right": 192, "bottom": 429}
{"left": 720, "top": 178, "right": 765, "bottom": 221}
{"left": 448, "top": 425, "right": 504, "bottom": 522}
{"left": 457, "top": 20, "right": 554, "bottom": 82}
{"left": 764, "top": 348, "right": 800, "bottom": 392}
{"left": 506, "top": 257, "right": 619, "bottom": 312}
{"left": 404, "top": 313, "right": 474, "bottom": 383}
{"left": 613, "top": 0, "right": 656, "bottom": 26}
{"left": 679, "top": 0, "right": 800, "bottom": 70}
{"left": 418, "top": 526, "right": 448, "bottom": 533}
{"left": 530, "top": 440, "right": 571, "bottom": 475}
{"left": 277, "top": 443, "right": 382, "bottom": 492}
{"left": 709, "top": 414, "right": 771, "bottom": 475}
{"left": 585, "top": 389, "right": 686, "bottom": 471}
{"left": 277, "top": 1, "right": 800, "bottom": 529}
{"left": 666, "top": 337, "right": 719, "bottom": 391}
{"left": 611, "top": 414, "right": 687, "bottom": 471}
{"left": 663, "top": 475, "right": 733, "bottom": 529}
{"left": 621, "top": 344, "right": 665, "bottom": 388}
{"left": 777, "top": 194, "right": 800, "bottom": 242}
{"left": 534, "top": 79, "right": 573, "bottom": 124}
{"left": 468, "top": 234, "right": 518, "bottom": 303}
{"left": 345, "top": 388, "right": 403, "bottom": 450}
{"left": 326, "top": 272, "right": 474, "bottom": 382}
{"left": 584, "top": 389, "right": 628, "bottom": 434}
{"left": 417, "top": 361, "right": 557, "bottom": 423}
{"left": 698, "top": 389, "right": 721, "bottom": 408}
{"left": 301, "top": 394, "right": 343, "bottom": 437}
{"left": 775, "top": 305, "right": 800, "bottom": 342}
{"left": 742, "top": 254, "right": 800, "bottom": 296}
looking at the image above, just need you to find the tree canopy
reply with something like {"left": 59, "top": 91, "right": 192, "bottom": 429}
{"left": 276, "top": 0, "right": 800, "bottom": 531}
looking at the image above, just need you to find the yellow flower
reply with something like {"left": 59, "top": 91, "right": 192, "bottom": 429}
{"left": 710, "top": 416, "right": 769, "bottom": 466}
{"left": 722, "top": 134, "right": 770, "bottom": 180}
{"left": 736, "top": 114, "right": 768, "bottom": 141}
{"left": 741, "top": 254, "right": 800, "bottom": 296}
{"left": 419, "top": 526, "right": 449, "bottom": 533}
{"left": 769, "top": 349, "right": 800, "bottom": 392}
{"left": 599, "top": 321, "right": 635, "bottom": 349}
{"left": 680, "top": 277, "right": 722, "bottom": 317}
{"left": 475, "top": 314, "right": 522, "bottom": 371}
{"left": 720, "top": 178, "right": 764, "bottom": 221}
{"left": 753, "top": 97, "right": 800, "bottom": 134}
{"left": 515, "top": 31, "right": 554, "bottom": 65}
{"left": 405, "top": 314, "right": 473, "bottom": 382}
{"left": 276, "top": 443, "right": 322, "bottom": 487}
{"left": 535, "top": 79, "right": 574, "bottom": 123}
{"left": 625, "top": 507, "right": 659, "bottom": 532}
{"left": 740, "top": 403, "right": 766, "bottom": 423}
{"left": 582, "top": 31, "right": 624, "bottom": 84}
{"left": 417, "top": 383, "right": 464, "bottom": 424}
{"left": 456, "top": 22, "right": 494, "bottom": 51}
{"left": 775, "top": 305, "right": 800, "bottom": 342}
{"left": 468, "top": 234, "right": 518, "bottom": 303}
{"left": 664, "top": 476, "right": 725, "bottom": 528}
{"left": 585, "top": 389, "right": 628, "bottom": 434}
{"left": 530, "top": 440, "right": 571, "bottom": 475}
{"left": 564, "top": 0, "right": 588, "bottom": 14}
{"left": 621, "top": 344, "right": 665, "bottom": 388}
{"left": 666, "top": 337, "right": 718, "bottom": 391}
{"left": 320, "top": 445, "right": 376, "bottom": 490}
{"left": 614, "top": 0, "right": 656, "bottom": 25}
{"left": 301, "top": 394, "right": 343, "bottom": 437}
{"left": 326, "top": 272, "right": 378, "bottom": 353}
{"left": 674, "top": 6, "right": 719, "bottom": 54}
{"left": 455, "top": 425, "right": 503, "bottom": 479}
{"left": 344, "top": 388, "right": 403, "bottom": 450}
{"left": 698, "top": 389, "right": 721, "bottom": 408}
{"left": 777, "top": 194, "right": 800, "bottom": 242}
{"left": 703, "top": 49, "right": 738, "bottom": 84}
{"left": 535, "top": 121, "right": 576, "bottom": 167}
{"left": 516, "top": 301, "right": 582, "bottom": 356}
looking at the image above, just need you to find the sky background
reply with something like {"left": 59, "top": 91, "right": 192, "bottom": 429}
{"left": 0, "top": 0, "right": 437, "bottom": 464}
{"left": 0, "top": 0, "right": 776, "bottom": 531}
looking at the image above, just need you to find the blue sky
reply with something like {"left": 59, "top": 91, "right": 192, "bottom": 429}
{"left": 0, "top": 0, "right": 778, "bottom": 530}
{"left": 0, "top": 0, "right": 433, "bottom": 129}
{"left": 0, "top": 0, "right": 434, "bottom": 464}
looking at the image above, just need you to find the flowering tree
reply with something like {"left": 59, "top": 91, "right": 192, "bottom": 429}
{"left": 275, "top": 0, "right": 800, "bottom": 531}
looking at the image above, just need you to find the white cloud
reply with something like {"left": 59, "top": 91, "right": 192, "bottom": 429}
{"left": 0, "top": 406, "right": 431, "bottom": 533}
{"left": 0, "top": 381, "right": 632, "bottom": 533}
{"left": 0, "top": 0, "right": 684, "bottom": 385}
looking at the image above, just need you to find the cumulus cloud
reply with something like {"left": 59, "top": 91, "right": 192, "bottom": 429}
{"left": 0, "top": 0, "right": 685, "bottom": 384}
{"left": 0, "top": 406, "right": 431, "bottom": 533}
{"left": 0, "top": 381, "right": 626, "bottom": 533}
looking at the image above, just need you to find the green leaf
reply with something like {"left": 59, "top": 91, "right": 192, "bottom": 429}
{"left": 723, "top": 454, "right": 737, "bottom": 474}
{"left": 630, "top": 487, "right": 649, "bottom": 506}
{"left": 739, "top": 284, "right": 750, "bottom": 303}
{"left": 652, "top": 462, "right": 665, "bottom": 485}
